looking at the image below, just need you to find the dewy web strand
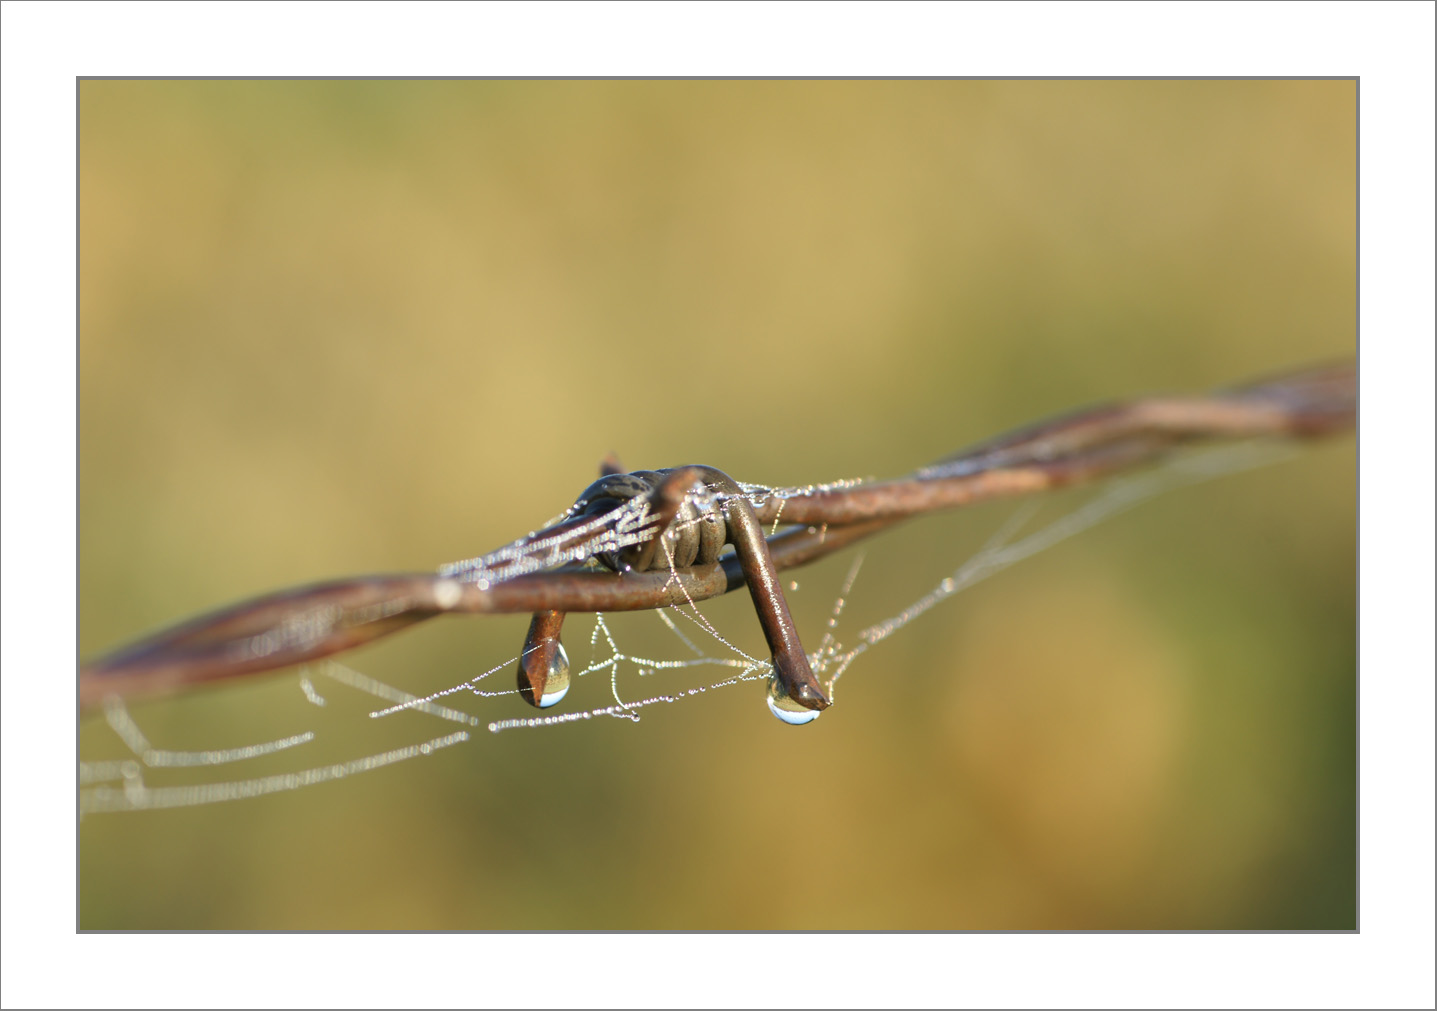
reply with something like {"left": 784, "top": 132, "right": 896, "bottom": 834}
{"left": 80, "top": 439, "right": 1305, "bottom": 813}
{"left": 78, "top": 361, "right": 1354, "bottom": 711}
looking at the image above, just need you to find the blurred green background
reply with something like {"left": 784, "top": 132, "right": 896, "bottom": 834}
{"left": 79, "top": 80, "right": 1355, "bottom": 929}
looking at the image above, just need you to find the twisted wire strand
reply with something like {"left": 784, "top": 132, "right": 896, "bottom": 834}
{"left": 79, "top": 360, "right": 1354, "bottom": 709}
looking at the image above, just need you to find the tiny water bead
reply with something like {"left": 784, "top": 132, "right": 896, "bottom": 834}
{"left": 517, "top": 633, "right": 572, "bottom": 709}
{"left": 765, "top": 674, "right": 823, "bottom": 726}
{"left": 517, "top": 610, "right": 573, "bottom": 709}
{"left": 534, "top": 643, "right": 571, "bottom": 706}
{"left": 534, "top": 641, "right": 571, "bottom": 708}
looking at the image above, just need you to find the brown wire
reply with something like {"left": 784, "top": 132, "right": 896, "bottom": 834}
{"left": 79, "top": 360, "right": 1354, "bottom": 709}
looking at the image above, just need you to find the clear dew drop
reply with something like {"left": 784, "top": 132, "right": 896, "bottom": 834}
{"left": 536, "top": 642, "right": 571, "bottom": 708}
{"left": 765, "top": 675, "right": 822, "bottom": 726}
{"left": 433, "top": 578, "right": 463, "bottom": 610}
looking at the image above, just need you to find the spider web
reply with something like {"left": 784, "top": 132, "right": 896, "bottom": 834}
{"left": 78, "top": 441, "right": 1295, "bottom": 815}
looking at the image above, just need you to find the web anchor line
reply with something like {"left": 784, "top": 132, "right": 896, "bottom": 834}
{"left": 79, "top": 360, "right": 1355, "bottom": 721}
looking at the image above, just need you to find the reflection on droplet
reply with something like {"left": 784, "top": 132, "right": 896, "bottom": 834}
{"left": 766, "top": 675, "right": 822, "bottom": 725}
{"left": 536, "top": 642, "right": 571, "bottom": 708}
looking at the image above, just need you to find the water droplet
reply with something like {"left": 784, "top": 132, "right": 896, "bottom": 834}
{"left": 940, "top": 577, "right": 955, "bottom": 593}
{"left": 535, "top": 641, "right": 571, "bottom": 708}
{"left": 766, "top": 675, "right": 822, "bottom": 726}
{"left": 433, "top": 579, "right": 463, "bottom": 609}
{"left": 788, "top": 581, "right": 800, "bottom": 591}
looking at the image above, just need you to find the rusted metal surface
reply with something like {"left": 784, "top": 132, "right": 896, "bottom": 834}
{"left": 79, "top": 360, "right": 1355, "bottom": 709}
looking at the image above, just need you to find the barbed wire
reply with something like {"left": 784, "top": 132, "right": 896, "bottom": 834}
{"left": 79, "top": 359, "right": 1355, "bottom": 710}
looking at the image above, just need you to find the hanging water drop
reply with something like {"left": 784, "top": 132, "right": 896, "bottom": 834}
{"left": 517, "top": 610, "right": 572, "bottom": 709}
{"left": 766, "top": 674, "right": 822, "bottom": 726}
{"left": 532, "top": 641, "right": 571, "bottom": 708}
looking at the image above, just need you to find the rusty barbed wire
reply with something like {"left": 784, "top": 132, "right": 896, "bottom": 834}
{"left": 78, "top": 359, "right": 1355, "bottom": 710}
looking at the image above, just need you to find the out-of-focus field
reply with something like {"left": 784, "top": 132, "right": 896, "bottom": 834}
{"left": 79, "top": 80, "right": 1354, "bottom": 929}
